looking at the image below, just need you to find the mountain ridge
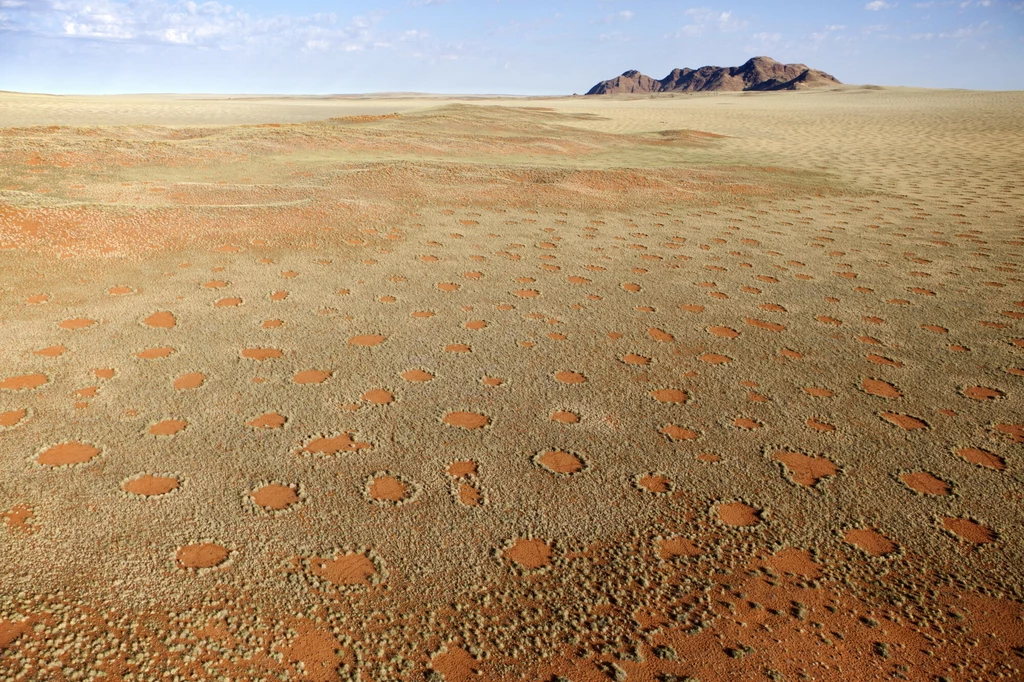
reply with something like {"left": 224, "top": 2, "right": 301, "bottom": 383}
{"left": 586, "top": 56, "right": 841, "bottom": 95}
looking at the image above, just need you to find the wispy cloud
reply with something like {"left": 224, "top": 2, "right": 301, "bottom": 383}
{"left": 670, "top": 8, "right": 747, "bottom": 38}
{"left": 0, "top": 0, "right": 383, "bottom": 52}
{"left": 864, "top": 1, "right": 895, "bottom": 9}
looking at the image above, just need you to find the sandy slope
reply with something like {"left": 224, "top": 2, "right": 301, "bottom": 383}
{"left": 0, "top": 88, "right": 1022, "bottom": 681}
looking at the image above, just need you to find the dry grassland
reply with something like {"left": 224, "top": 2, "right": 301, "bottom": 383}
{"left": 1, "top": 87, "right": 1023, "bottom": 681}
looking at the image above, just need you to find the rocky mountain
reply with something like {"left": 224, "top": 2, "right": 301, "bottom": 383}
{"left": 586, "top": 56, "right": 840, "bottom": 95}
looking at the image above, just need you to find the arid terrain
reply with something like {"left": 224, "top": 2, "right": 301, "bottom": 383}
{"left": 1, "top": 86, "right": 1022, "bottom": 681}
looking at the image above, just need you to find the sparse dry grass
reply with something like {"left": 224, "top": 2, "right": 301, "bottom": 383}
{"left": 1, "top": 89, "right": 1022, "bottom": 681}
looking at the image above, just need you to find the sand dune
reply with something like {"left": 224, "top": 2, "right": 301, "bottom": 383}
{"left": 1, "top": 88, "right": 1022, "bottom": 680}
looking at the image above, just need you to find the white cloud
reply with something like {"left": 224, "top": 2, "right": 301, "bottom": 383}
{"left": 0, "top": 0, "right": 384, "bottom": 52}
{"left": 671, "top": 7, "right": 746, "bottom": 38}
{"left": 864, "top": 1, "right": 894, "bottom": 9}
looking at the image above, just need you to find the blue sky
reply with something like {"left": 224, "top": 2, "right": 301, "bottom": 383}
{"left": 1, "top": 0, "right": 1021, "bottom": 93}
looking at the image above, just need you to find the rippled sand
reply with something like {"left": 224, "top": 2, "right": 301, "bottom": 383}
{"left": 1, "top": 87, "right": 1022, "bottom": 681}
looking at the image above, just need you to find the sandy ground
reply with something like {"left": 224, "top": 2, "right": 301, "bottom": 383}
{"left": 1, "top": 87, "right": 1022, "bottom": 681}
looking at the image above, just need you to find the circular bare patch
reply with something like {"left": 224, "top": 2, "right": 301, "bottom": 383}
{"left": 364, "top": 472, "right": 419, "bottom": 506}
{"left": 305, "top": 549, "right": 384, "bottom": 591}
{"left": 176, "top": 542, "right": 231, "bottom": 570}
{"left": 533, "top": 449, "right": 586, "bottom": 475}
{"left": 250, "top": 482, "right": 302, "bottom": 513}
{"left": 37, "top": 441, "right": 101, "bottom": 467}
{"left": 650, "top": 388, "right": 688, "bottom": 404}
{"left": 122, "top": 474, "right": 180, "bottom": 497}
{"left": 941, "top": 517, "right": 995, "bottom": 544}
{"left": 300, "top": 432, "right": 372, "bottom": 455}
{"left": 844, "top": 528, "right": 897, "bottom": 556}
{"left": 1, "top": 373, "right": 48, "bottom": 392}
{"left": 442, "top": 411, "right": 490, "bottom": 430}
{"left": 503, "top": 538, "right": 553, "bottom": 571}
{"left": 149, "top": 419, "right": 187, "bottom": 437}
{"left": 716, "top": 501, "right": 761, "bottom": 527}
{"left": 348, "top": 334, "right": 386, "bottom": 347}
{"left": 634, "top": 472, "right": 673, "bottom": 495}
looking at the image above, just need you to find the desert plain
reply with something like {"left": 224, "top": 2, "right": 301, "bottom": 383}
{"left": 0, "top": 86, "right": 1023, "bottom": 681}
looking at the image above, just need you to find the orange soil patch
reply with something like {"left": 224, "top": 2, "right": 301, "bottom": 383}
{"left": 700, "top": 352, "right": 732, "bottom": 365}
{"left": 173, "top": 372, "right": 206, "bottom": 390}
{"left": 861, "top": 378, "right": 902, "bottom": 398}
{"left": 2, "top": 504, "right": 35, "bottom": 534}
{"left": 867, "top": 354, "right": 903, "bottom": 367}
{"left": 136, "top": 346, "right": 174, "bottom": 359}
{"left": 302, "top": 433, "right": 371, "bottom": 454}
{"left": 954, "top": 447, "right": 1005, "bottom": 470}
{"left": 844, "top": 528, "right": 897, "bottom": 556}
{"left": 994, "top": 423, "right": 1024, "bottom": 443}
{"left": 620, "top": 353, "right": 651, "bottom": 366}
{"left": 293, "top": 370, "right": 331, "bottom": 385}
{"left": 659, "top": 424, "right": 700, "bottom": 441}
{"left": 241, "top": 348, "right": 283, "bottom": 360}
{"left": 36, "top": 441, "right": 100, "bottom": 466}
{"left": 745, "top": 318, "right": 786, "bottom": 332}
{"left": 367, "top": 475, "right": 412, "bottom": 503}
{"left": 457, "top": 483, "right": 483, "bottom": 507}
{"left": 401, "top": 369, "right": 434, "bottom": 382}
{"left": 33, "top": 345, "right": 66, "bottom": 357}
{"left": 766, "top": 547, "right": 821, "bottom": 578}
{"left": 0, "top": 408, "right": 28, "bottom": 428}
{"left": 58, "top": 318, "right": 96, "bottom": 330}
{"left": 658, "top": 536, "right": 701, "bottom": 559}
{"left": 648, "top": 327, "right": 675, "bottom": 342}
{"left": 535, "top": 450, "right": 585, "bottom": 475}
{"left": 361, "top": 388, "right": 394, "bottom": 404}
{"left": 707, "top": 326, "right": 739, "bottom": 339}
{"left": 554, "top": 370, "right": 586, "bottom": 384}
{"left": 348, "top": 334, "right": 386, "bottom": 347}
{"left": 637, "top": 473, "right": 673, "bottom": 494}
{"left": 880, "top": 412, "right": 929, "bottom": 430}
{"left": 941, "top": 517, "right": 996, "bottom": 544}
{"left": 176, "top": 543, "right": 230, "bottom": 570}
{"left": 122, "top": 475, "right": 180, "bottom": 497}
{"left": 650, "top": 388, "right": 687, "bottom": 404}
{"left": 149, "top": 419, "right": 187, "bottom": 436}
{"left": 717, "top": 502, "right": 760, "bottom": 527}
{"left": 900, "top": 472, "right": 951, "bottom": 496}
{"left": 251, "top": 484, "right": 300, "bottom": 511}
{"left": 1, "top": 373, "right": 48, "bottom": 391}
{"left": 214, "top": 297, "right": 243, "bottom": 307}
{"left": 505, "top": 539, "right": 552, "bottom": 570}
{"left": 551, "top": 410, "right": 579, "bottom": 423}
{"left": 733, "top": 417, "right": 762, "bottom": 430}
{"left": 109, "top": 285, "right": 137, "bottom": 295}
{"left": 249, "top": 412, "right": 287, "bottom": 429}
{"left": 308, "top": 551, "right": 378, "bottom": 587}
{"left": 143, "top": 311, "right": 176, "bottom": 328}
{"left": 961, "top": 386, "right": 1005, "bottom": 400}
{"left": 771, "top": 449, "right": 839, "bottom": 487}
{"left": 93, "top": 368, "right": 115, "bottom": 379}
{"left": 442, "top": 411, "right": 490, "bottom": 429}
{"left": 447, "top": 460, "right": 478, "bottom": 478}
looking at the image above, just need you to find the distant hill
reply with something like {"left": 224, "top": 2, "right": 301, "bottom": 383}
{"left": 586, "top": 56, "right": 840, "bottom": 95}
